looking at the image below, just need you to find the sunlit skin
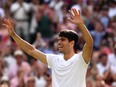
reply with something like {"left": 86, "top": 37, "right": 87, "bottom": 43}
{"left": 0, "top": 84, "right": 9, "bottom": 87}
{"left": 57, "top": 37, "right": 73, "bottom": 53}
{"left": 57, "top": 37, "right": 75, "bottom": 60}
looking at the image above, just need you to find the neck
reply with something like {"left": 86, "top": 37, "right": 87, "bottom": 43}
{"left": 63, "top": 51, "right": 75, "bottom": 61}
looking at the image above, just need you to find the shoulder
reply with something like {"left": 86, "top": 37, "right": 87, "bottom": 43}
{"left": 46, "top": 54, "right": 63, "bottom": 68}
{"left": 75, "top": 51, "right": 83, "bottom": 58}
{"left": 76, "top": 52, "right": 89, "bottom": 65}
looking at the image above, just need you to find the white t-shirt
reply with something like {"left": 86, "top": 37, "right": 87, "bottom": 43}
{"left": 10, "top": 2, "right": 31, "bottom": 20}
{"left": 35, "top": 76, "right": 47, "bottom": 87}
{"left": 96, "top": 63, "right": 109, "bottom": 76}
{"left": 108, "top": 53, "right": 116, "bottom": 73}
{"left": 46, "top": 52, "right": 89, "bottom": 87}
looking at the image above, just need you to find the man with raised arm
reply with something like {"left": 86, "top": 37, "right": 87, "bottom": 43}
{"left": 2, "top": 8, "right": 93, "bottom": 87}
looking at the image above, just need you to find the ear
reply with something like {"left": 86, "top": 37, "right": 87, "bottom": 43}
{"left": 70, "top": 40, "right": 75, "bottom": 47}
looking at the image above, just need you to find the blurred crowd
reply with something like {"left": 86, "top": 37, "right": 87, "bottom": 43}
{"left": 0, "top": 0, "right": 116, "bottom": 87}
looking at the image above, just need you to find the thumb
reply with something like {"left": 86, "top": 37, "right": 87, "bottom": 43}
{"left": 67, "top": 18, "right": 73, "bottom": 23}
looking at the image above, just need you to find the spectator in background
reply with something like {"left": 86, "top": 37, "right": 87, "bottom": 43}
{"left": 0, "top": 59, "right": 5, "bottom": 80}
{"left": 10, "top": 68, "right": 25, "bottom": 87}
{"left": 95, "top": 80, "right": 111, "bottom": 87}
{"left": 32, "top": 32, "right": 46, "bottom": 51}
{"left": 71, "top": 0, "right": 82, "bottom": 13}
{"left": 0, "top": 6, "right": 5, "bottom": 19}
{"left": 108, "top": 1, "right": 116, "bottom": 19}
{"left": 29, "top": 0, "right": 40, "bottom": 44}
{"left": 34, "top": 67, "right": 47, "bottom": 87}
{"left": 25, "top": 76, "right": 35, "bottom": 87}
{"left": 81, "top": 6, "right": 94, "bottom": 31}
{"left": 90, "top": 19, "right": 105, "bottom": 50}
{"left": 96, "top": 53, "right": 110, "bottom": 80}
{"left": 10, "top": 0, "right": 31, "bottom": 42}
{"left": 36, "top": 5, "right": 54, "bottom": 41}
{"left": 108, "top": 49, "right": 116, "bottom": 82}
{"left": 8, "top": 50, "right": 31, "bottom": 79}
{"left": 3, "top": 40, "right": 16, "bottom": 70}
{"left": 49, "top": 0, "right": 64, "bottom": 23}
{"left": 0, "top": 76, "right": 10, "bottom": 87}
{"left": 2, "top": 0, "right": 14, "bottom": 17}
{"left": 100, "top": 5, "right": 110, "bottom": 29}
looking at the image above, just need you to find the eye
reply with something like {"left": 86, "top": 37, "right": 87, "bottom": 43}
{"left": 60, "top": 38, "right": 66, "bottom": 41}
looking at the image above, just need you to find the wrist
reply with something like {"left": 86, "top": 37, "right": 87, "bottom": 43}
{"left": 11, "top": 32, "right": 16, "bottom": 37}
{"left": 77, "top": 22, "right": 85, "bottom": 27}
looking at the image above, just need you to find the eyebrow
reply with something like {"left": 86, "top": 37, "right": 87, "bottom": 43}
{"left": 57, "top": 37, "right": 67, "bottom": 41}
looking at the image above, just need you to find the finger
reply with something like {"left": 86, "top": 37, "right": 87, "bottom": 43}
{"left": 4, "top": 18, "right": 11, "bottom": 26}
{"left": 2, "top": 23, "right": 9, "bottom": 29}
{"left": 3, "top": 18, "right": 9, "bottom": 25}
{"left": 68, "top": 10, "right": 74, "bottom": 17}
{"left": 6, "top": 18, "right": 12, "bottom": 25}
{"left": 67, "top": 18, "right": 73, "bottom": 23}
{"left": 7, "top": 18, "right": 13, "bottom": 24}
{"left": 78, "top": 10, "right": 81, "bottom": 16}
{"left": 7, "top": 18, "right": 14, "bottom": 26}
{"left": 72, "top": 8, "right": 78, "bottom": 16}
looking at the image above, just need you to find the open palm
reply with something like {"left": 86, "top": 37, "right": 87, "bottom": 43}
{"left": 68, "top": 8, "right": 83, "bottom": 25}
{"left": 2, "top": 18, "right": 15, "bottom": 36}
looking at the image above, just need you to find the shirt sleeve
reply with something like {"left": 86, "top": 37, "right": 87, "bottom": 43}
{"left": 78, "top": 52, "right": 89, "bottom": 66}
{"left": 46, "top": 54, "right": 56, "bottom": 68}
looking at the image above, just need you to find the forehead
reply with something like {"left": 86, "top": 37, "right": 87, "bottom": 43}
{"left": 58, "top": 36, "right": 67, "bottom": 39}
{"left": 57, "top": 37, "right": 69, "bottom": 42}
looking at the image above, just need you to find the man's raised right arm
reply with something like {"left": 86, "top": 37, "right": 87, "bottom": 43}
{"left": 2, "top": 18, "right": 47, "bottom": 64}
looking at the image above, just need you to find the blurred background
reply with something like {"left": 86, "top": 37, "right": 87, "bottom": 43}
{"left": 0, "top": 0, "right": 116, "bottom": 87}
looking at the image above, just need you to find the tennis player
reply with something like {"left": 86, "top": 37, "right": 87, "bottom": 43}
{"left": 2, "top": 8, "right": 93, "bottom": 87}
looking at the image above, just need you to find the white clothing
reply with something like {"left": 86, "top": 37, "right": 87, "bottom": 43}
{"left": 15, "top": 21, "right": 29, "bottom": 41}
{"left": 10, "top": 2, "right": 31, "bottom": 42}
{"left": 49, "top": 0, "right": 64, "bottom": 23}
{"left": 0, "top": 7, "right": 5, "bottom": 18}
{"left": 96, "top": 63, "right": 109, "bottom": 76}
{"left": 4, "top": 55, "right": 16, "bottom": 68}
{"left": 10, "top": 2, "right": 31, "bottom": 20}
{"left": 29, "top": 4, "right": 38, "bottom": 34}
{"left": 108, "top": 7, "right": 116, "bottom": 18}
{"left": 108, "top": 53, "right": 116, "bottom": 73}
{"left": 46, "top": 52, "right": 89, "bottom": 87}
{"left": 35, "top": 76, "right": 47, "bottom": 87}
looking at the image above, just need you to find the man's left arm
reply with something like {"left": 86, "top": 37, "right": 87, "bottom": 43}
{"left": 68, "top": 8, "right": 93, "bottom": 64}
{"left": 78, "top": 23, "right": 93, "bottom": 64}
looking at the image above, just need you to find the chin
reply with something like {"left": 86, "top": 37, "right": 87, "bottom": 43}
{"left": 58, "top": 50, "right": 63, "bottom": 53}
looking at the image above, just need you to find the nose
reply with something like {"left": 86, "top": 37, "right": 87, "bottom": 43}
{"left": 57, "top": 41, "right": 61, "bottom": 45}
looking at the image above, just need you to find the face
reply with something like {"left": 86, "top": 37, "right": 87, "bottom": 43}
{"left": 57, "top": 37, "right": 73, "bottom": 54}
{"left": 101, "top": 56, "right": 107, "bottom": 66}
{"left": 0, "top": 84, "right": 9, "bottom": 87}
{"left": 15, "top": 55, "right": 23, "bottom": 65}
{"left": 26, "top": 78, "right": 35, "bottom": 87}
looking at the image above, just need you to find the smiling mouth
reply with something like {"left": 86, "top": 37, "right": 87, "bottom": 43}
{"left": 58, "top": 47, "right": 62, "bottom": 50}
{"left": 58, "top": 47, "right": 61, "bottom": 49}
{"left": 59, "top": 47, "right": 65, "bottom": 52}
